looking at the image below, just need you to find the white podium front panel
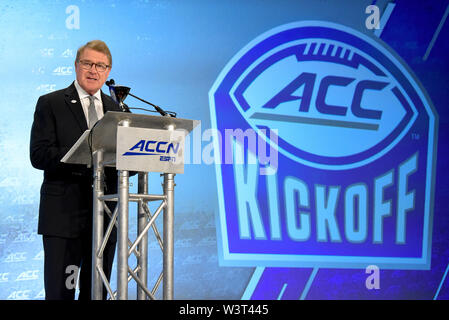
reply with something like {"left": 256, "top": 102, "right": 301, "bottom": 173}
{"left": 116, "top": 126, "right": 186, "bottom": 174}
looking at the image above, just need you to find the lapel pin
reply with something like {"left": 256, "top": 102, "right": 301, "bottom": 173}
{"left": 71, "top": 99, "right": 77, "bottom": 103}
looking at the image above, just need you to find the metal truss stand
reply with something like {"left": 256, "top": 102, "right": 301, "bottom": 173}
{"left": 61, "top": 111, "right": 198, "bottom": 301}
{"left": 91, "top": 149, "right": 175, "bottom": 300}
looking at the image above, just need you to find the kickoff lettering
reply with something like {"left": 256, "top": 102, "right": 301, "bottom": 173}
{"left": 233, "top": 141, "right": 417, "bottom": 244}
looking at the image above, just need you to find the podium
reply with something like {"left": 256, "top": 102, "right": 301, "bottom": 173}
{"left": 62, "top": 111, "right": 199, "bottom": 300}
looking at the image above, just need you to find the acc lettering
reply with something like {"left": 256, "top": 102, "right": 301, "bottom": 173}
{"left": 61, "top": 49, "right": 74, "bottom": 58}
{"left": 7, "top": 290, "right": 31, "bottom": 300}
{"left": 53, "top": 66, "right": 73, "bottom": 76}
{"left": 65, "top": 265, "right": 79, "bottom": 290}
{"left": 4, "top": 252, "right": 26, "bottom": 262}
{"left": 263, "top": 72, "right": 388, "bottom": 120}
{"left": 0, "top": 273, "right": 9, "bottom": 282}
{"left": 16, "top": 270, "right": 39, "bottom": 281}
{"left": 40, "top": 48, "right": 54, "bottom": 57}
{"left": 13, "top": 232, "right": 35, "bottom": 243}
{"left": 36, "top": 84, "right": 56, "bottom": 93}
{"left": 129, "top": 140, "right": 154, "bottom": 152}
{"left": 129, "top": 140, "right": 180, "bottom": 154}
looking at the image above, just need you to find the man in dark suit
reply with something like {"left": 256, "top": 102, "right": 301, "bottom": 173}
{"left": 30, "top": 40, "right": 119, "bottom": 300}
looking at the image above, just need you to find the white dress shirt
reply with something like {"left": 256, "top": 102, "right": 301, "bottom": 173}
{"left": 74, "top": 80, "right": 104, "bottom": 127}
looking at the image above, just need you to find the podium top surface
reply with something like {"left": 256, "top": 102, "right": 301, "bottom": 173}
{"left": 61, "top": 111, "right": 200, "bottom": 166}
{"left": 96, "top": 111, "right": 199, "bottom": 133}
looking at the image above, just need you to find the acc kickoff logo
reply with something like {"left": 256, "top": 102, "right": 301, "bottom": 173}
{"left": 209, "top": 21, "right": 438, "bottom": 270}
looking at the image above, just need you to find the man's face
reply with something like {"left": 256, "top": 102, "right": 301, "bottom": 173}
{"left": 75, "top": 48, "right": 111, "bottom": 95}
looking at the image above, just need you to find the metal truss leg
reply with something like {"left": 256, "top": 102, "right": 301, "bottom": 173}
{"left": 137, "top": 172, "right": 149, "bottom": 300}
{"left": 163, "top": 173, "right": 175, "bottom": 300}
{"left": 92, "top": 149, "right": 104, "bottom": 300}
{"left": 93, "top": 166, "right": 175, "bottom": 300}
{"left": 117, "top": 170, "right": 129, "bottom": 300}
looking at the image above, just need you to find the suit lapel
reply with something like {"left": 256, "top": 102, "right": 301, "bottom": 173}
{"left": 64, "top": 82, "right": 119, "bottom": 132}
{"left": 64, "top": 82, "right": 88, "bottom": 132}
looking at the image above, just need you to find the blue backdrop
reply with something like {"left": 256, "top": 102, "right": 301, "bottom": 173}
{"left": 0, "top": 0, "right": 447, "bottom": 300}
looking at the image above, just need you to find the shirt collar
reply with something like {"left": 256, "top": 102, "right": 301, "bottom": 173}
{"left": 74, "top": 80, "right": 102, "bottom": 101}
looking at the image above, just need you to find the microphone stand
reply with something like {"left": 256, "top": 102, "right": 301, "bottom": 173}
{"left": 128, "top": 92, "right": 170, "bottom": 117}
{"left": 106, "top": 79, "right": 175, "bottom": 118}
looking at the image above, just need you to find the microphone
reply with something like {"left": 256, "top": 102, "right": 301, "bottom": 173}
{"left": 106, "top": 79, "right": 131, "bottom": 112}
{"left": 105, "top": 79, "right": 117, "bottom": 103}
{"left": 106, "top": 78, "right": 173, "bottom": 117}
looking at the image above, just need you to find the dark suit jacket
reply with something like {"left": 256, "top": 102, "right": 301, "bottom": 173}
{"left": 30, "top": 82, "right": 121, "bottom": 239}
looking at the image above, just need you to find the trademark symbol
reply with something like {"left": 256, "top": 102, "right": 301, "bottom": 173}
{"left": 411, "top": 133, "right": 420, "bottom": 140}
